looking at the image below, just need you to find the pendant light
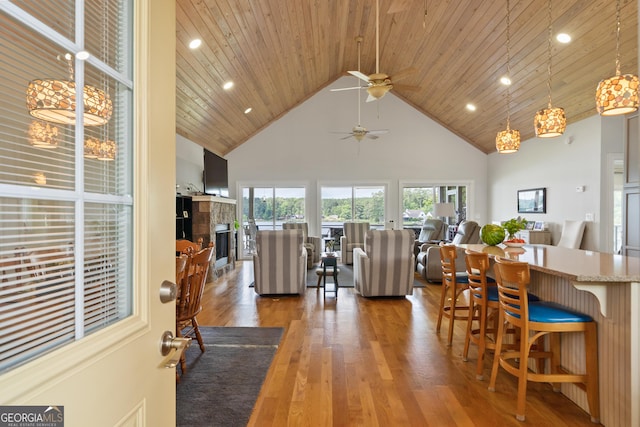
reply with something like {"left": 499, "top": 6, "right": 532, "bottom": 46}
{"left": 595, "top": 0, "right": 639, "bottom": 116}
{"left": 534, "top": 0, "right": 566, "bottom": 138}
{"left": 496, "top": 0, "right": 520, "bottom": 154}
{"left": 26, "top": 53, "right": 113, "bottom": 126}
{"left": 84, "top": 0, "right": 117, "bottom": 161}
{"left": 27, "top": 120, "right": 60, "bottom": 149}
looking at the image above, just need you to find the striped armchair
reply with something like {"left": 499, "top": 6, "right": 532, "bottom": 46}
{"left": 340, "top": 221, "right": 370, "bottom": 265}
{"left": 282, "top": 222, "right": 321, "bottom": 265}
{"left": 253, "top": 230, "right": 307, "bottom": 295}
{"left": 353, "top": 229, "right": 415, "bottom": 297}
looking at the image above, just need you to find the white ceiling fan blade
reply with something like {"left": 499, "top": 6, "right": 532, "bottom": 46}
{"left": 348, "top": 70, "right": 370, "bottom": 82}
{"left": 367, "top": 129, "right": 389, "bottom": 135}
{"left": 330, "top": 86, "right": 365, "bottom": 92}
{"left": 366, "top": 134, "right": 380, "bottom": 140}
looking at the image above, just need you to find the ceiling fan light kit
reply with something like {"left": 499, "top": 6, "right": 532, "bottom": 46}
{"left": 595, "top": 0, "right": 638, "bottom": 116}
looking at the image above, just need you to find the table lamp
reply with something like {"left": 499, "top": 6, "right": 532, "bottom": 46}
{"left": 432, "top": 202, "right": 456, "bottom": 224}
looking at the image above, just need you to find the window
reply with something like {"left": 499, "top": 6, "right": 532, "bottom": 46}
{"left": 320, "top": 185, "right": 385, "bottom": 244}
{"left": 401, "top": 185, "right": 468, "bottom": 232}
{"left": 0, "top": 2, "right": 133, "bottom": 372}
{"left": 240, "top": 186, "right": 306, "bottom": 256}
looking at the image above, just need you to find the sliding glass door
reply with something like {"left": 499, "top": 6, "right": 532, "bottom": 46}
{"left": 240, "top": 186, "right": 305, "bottom": 257}
{"left": 320, "top": 185, "right": 385, "bottom": 249}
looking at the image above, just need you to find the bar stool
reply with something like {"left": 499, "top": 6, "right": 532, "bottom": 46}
{"left": 463, "top": 250, "right": 539, "bottom": 380}
{"left": 462, "top": 250, "right": 500, "bottom": 379}
{"left": 488, "top": 256, "right": 600, "bottom": 423}
{"left": 436, "top": 244, "right": 470, "bottom": 346}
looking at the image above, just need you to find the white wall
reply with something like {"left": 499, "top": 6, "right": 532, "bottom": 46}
{"left": 487, "top": 115, "right": 613, "bottom": 250}
{"left": 176, "top": 134, "right": 204, "bottom": 194}
{"left": 225, "top": 76, "right": 489, "bottom": 236}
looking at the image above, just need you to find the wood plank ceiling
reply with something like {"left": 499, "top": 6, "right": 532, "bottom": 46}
{"left": 176, "top": 0, "right": 638, "bottom": 155}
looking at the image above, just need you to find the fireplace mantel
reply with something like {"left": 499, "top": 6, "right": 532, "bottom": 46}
{"left": 192, "top": 195, "right": 236, "bottom": 205}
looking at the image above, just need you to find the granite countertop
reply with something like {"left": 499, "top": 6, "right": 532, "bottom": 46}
{"left": 460, "top": 244, "right": 640, "bottom": 283}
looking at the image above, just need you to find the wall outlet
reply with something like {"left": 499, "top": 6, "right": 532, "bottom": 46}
{"left": 576, "top": 185, "right": 585, "bottom": 192}
{"left": 585, "top": 213, "right": 594, "bottom": 221}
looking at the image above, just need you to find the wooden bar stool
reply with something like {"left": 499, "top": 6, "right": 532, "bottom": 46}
{"left": 488, "top": 256, "right": 600, "bottom": 423}
{"left": 462, "top": 249, "right": 499, "bottom": 379}
{"left": 463, "top": 250, "right": 539, "bottom": 380}
{"left": 436, "top": 244, "right": 470, "bottom": 346}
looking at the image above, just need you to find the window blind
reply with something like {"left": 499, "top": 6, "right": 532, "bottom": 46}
{"left": 0, "top": 1, "right": 133, "bottom": 373}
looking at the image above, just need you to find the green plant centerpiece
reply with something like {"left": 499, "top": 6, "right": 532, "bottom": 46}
{"left": 502, "top": 217, "right": 528, "bottom": 241}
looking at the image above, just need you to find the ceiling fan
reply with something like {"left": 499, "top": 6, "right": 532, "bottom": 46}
{"left": 332, "top": 0, "right": 420, "bottom": 102}
{"left": 331, "top": 37, "right": 389, "bottom": 142}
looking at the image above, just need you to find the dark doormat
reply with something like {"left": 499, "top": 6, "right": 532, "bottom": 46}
{"left": 176, "top": 326, "right": 284, "bottom": 427}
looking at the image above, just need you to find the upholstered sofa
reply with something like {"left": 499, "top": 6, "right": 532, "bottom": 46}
{"left": 282, "top": 222, "right": 321, "bottom": 266}
{"left": 353, "top": 229, "right": 415, "bottom": 297}
{"left": 415, "top": 220, "right": 482, "bottom": 282}
{"left": 340, "top": 221, "right": 370, "bottom": 265}
{"left": 253, "top": 230, "right": 307, "bottom": 295}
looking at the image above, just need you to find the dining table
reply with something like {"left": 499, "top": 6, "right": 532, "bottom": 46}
{"left": 459, "top": 243, "right": 640, "bottom": 427}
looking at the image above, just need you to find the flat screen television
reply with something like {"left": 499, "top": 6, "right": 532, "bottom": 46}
{"left": 203, "top": 149, "right": 229, "bottom": 197}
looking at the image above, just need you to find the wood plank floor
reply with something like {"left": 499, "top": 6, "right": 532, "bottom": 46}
{"left": 197, "top": 261, "right": 600, "bottom": 427}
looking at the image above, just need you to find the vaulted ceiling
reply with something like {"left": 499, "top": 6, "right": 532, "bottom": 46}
{"left": 176, "top": 0, "right": 638, "bottom": 156}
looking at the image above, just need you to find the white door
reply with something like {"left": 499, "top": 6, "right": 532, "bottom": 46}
{"left": 0, "top": 1, "right": 178, "bottom": 426}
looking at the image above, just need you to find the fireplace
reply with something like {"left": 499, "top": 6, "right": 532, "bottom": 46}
{"left": 191, "top": 195, "right": 237, "bottom": 278}
{"left": 215, "top": 224, "right": 230, "bottom": 269}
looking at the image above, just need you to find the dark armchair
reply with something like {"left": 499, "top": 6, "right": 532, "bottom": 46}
{"left": 415, "top": 220, "right": 482, "bottom": 282}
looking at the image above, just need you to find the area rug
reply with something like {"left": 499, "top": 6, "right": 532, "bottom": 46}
{"left": 176, "top": 326, "right": 283, "bottom": 427}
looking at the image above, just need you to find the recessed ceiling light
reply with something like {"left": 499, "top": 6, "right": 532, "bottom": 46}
{"left": 223, "top": 81, "right": 234, "bottom": 90}
{"left": 500, "top": 76, "right": 512, "bottom": 86}
{"left": 244, "top": 107, "right": 252, "bottom": 114}
{"left": 75, "top": 50, "right": 90, "bottom": 60}
{"left": 465, "top": 103, "right": 476, "bottom": 112}
{"left": 189, "top": 39, "right": 202, "bottom": 49}
{"left": 556, "top": 33, "right": 571, "bottom": 44}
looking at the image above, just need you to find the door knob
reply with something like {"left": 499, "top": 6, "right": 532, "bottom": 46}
{"left": 159, "top": 280, "right": 177, "bottom": 303}
{"left": 160, "top": 331, "right": 191, "bottom": 368}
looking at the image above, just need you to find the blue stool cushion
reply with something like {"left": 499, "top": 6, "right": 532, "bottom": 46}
{"left": 454, "top": 273, "right": 469, "bottom": 284}
{"left": 528, "top": 301, "right": 593, "bottom": 323}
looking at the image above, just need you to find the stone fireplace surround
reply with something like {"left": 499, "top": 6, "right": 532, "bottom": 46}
{"left": 191, "top": 195, "right": 236, "bottom": 279}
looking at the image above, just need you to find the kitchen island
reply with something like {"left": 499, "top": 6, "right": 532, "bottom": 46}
{"left": 460, "top": 243, "right": 640, "bottom": 427}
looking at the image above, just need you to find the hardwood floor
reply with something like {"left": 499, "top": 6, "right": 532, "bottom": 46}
{"left": 197, "top": 261, "right": 600, "bottom": 426}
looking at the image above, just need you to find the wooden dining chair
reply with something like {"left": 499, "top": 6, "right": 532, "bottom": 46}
{"left": 176, "top": 246, "right": 213, "bottom": 377}
{"left": 436, "top": 244, "right": 470, "bottom": 346}
{"left": 488, "top": 256, "right": 599, "bottom": 423}
{"left": 176, "top": 237, "right": 204, "bottom": 255}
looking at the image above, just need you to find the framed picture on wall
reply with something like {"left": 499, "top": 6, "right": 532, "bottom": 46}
{"left": 517, "top": 188, "right": 546, "bottom": 214}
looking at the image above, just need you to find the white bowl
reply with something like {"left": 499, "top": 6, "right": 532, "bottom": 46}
{"left": 503, "top": 241, "right": 525, "bottom": 248}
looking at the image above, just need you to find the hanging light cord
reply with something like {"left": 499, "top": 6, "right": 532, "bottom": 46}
{"left": 546, "top": 0, "right": 553, "bottom": 108}
{"left": 506, "top": 0, "right": 512, "bottom": 130}
{"left": 615, "top": 0, "right": 621, "bottom": 76}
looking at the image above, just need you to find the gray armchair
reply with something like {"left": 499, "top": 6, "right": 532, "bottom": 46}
{"left": 253, "top": 230, "right": 307, "bottom": 295}
{"left": 340, "top": 221, "right": 370, "bottom": 265}
{"left": 353, "top": 229, "right": 415, "bottom": 296}
{"left": 282, "top": 222, "right": 321, "bottom": 266}
{"left": 416, "top": 220, "right": 482, "bottom": 282}
{"left": 414, "top": 218, "right": 447, "bottom": 257}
